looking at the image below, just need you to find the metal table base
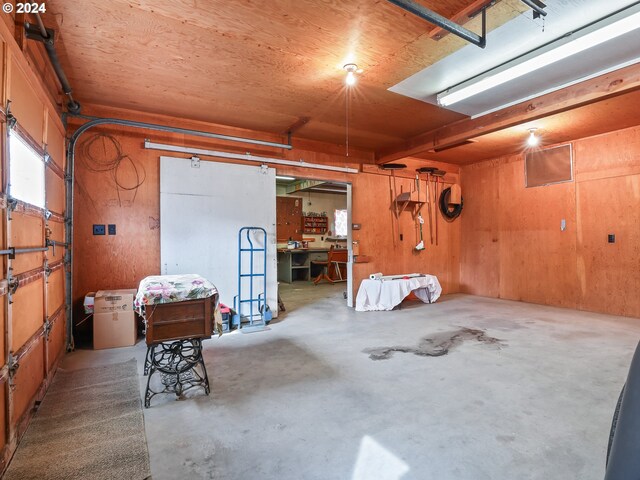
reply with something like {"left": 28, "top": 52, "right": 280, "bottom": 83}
{"left": 143, "top": 338, "right": 209, "bottom": 408}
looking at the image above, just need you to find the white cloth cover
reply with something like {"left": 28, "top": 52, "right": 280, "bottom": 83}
{"left": 355, "top": 275, "right": 442, "bottom": 312}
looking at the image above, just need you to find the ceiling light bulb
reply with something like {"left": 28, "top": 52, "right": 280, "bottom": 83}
{"left": 343, "top": 63, "right": 358, "bottom": 86}
{"left": 527, "top": 129, "right": 539, "bottom": 147}
{"left": 346, "top": 71, "right": 356, "bottom": 86}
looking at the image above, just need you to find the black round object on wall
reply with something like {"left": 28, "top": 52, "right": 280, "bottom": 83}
{"left": 439, "top": 187, "right": 463, "bottom": 221}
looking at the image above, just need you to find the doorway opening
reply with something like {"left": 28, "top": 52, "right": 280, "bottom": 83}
{"left": 275, "top": 176, "right": 353, "bottom": 313}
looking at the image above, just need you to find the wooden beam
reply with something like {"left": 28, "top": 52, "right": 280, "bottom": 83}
{"left": 13, "top": 14, "right": 27, "bottom": 52}
{"left": 376, "top": 62, "right": 640, "bottom": 163}
{"left": 428, "top": 0, "right": 497, "bottom": 40}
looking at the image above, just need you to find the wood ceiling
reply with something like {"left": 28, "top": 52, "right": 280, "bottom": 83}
{"left": 42, "top": 0, "right": 640, "bottom": 163}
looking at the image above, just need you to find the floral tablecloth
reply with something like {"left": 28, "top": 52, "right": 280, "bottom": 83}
{"left": 134, "top": 274, "right": 222, "bottom": 334}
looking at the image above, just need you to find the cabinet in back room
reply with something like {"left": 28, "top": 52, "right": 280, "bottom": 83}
{"left": 276, "top": 196, "right": 303, "bottom": 241}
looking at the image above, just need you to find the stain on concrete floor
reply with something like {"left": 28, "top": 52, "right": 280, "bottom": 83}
{"left": 363, "top": 327, "right": 505, "bottom": 360}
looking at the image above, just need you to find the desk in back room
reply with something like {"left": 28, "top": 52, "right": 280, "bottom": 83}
{"left": 277, "top": 248, "right": 329, "bottom": 283}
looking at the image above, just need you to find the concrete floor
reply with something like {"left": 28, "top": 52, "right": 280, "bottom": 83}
{"left": 62, "top": 282, "right": 640, "bottom": 480}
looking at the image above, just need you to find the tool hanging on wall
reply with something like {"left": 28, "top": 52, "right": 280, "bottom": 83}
{"left": 417, "top": 167, "right": 437, "bottom": 245}
{"left": 415, "top": 213, "right": 425, "bottom": 251}
{"left": 431, "top": 170, "right": 447, "bottom": 246}
{"left": 380, "top": 163, "right": 407, "bottom": 246}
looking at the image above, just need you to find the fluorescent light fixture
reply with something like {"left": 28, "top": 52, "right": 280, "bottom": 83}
{"left": 276, "top": 175, "right": 296, "bottom": 181}
{"left": 437, "top": 7, "right": 640, "bottom": 107}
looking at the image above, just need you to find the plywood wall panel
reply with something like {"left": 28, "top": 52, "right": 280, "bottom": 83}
{"left": 10, "top": 213, "right": 43, "bottom": 275}
{"left": 12, "top": 278, "right": 44, "bottom": 351}
{"left": 576, "top": 175, "right": 640, "bottom": 317}
{"left": 8, "top": 58, "right": 44, "bottom": 143}
{"left": 45, "top": 168, "right": 65, "bottom": 215}
{"left": 12, "top": 338, "right": 45, "bottom": 424}
{"left": 497, "top": 156, "right": 578, "bottom": 308}
{"left": 46, "top": 268, "right": 65, "bottom": 316}
{"left": 574, "top": 126, "right": 640, "bottom": 182}
{"left": 73, "top": 129, "right": 161, "bottom": 315}
{"left": 352, "top": 172, "right": 461, "bottom": 294}
{"left": 46, "top": 109, "right": 66, "bottom": 171}
{"left": 459, "top": 161, "right": 500, "bottom": 297}
{"left": 461, "top": 125, "right": 640, "bottom": 319}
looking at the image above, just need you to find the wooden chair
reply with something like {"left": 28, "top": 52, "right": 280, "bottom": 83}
{"left": 311, "top": 246, "right": 348, "bottom": 284}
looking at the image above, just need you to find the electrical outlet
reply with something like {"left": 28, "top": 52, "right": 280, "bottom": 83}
{"left": 93, "top": 224, "right": 106, "bottom": 235}
{"left": 108, "top": 224, "right": 116, "bottom": 235}
{"left": 608, "top": 234, "right": 615, "bottom": 243}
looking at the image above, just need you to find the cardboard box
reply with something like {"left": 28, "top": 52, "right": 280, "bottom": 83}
{"left": 93, "top": 289, "right": 137, "bottom": 349}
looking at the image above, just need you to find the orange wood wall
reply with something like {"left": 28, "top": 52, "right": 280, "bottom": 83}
{"left": 460, "top": 124, "right": 640, "bottom": 318}
{"left": 70, "top": 105, "right": 461, "bottom": 321}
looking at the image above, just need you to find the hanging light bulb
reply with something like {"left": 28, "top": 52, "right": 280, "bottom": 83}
{"left": 527, "top": 128, "right": 539, "bottom": 147}
{"left": 343, "top": 63, "right": 358, "bottom": 86}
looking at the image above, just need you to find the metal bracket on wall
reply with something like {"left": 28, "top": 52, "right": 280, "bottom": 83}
{"left": 44, "top": 259, "right": 52, "bottom": 278}
{"left": 43, "top": 318, "right": 52, "bottom": 340}
{"left": 7, "top": 269, "right": 18, "bottom": 303}
{"left": 6, "top": 196, "right": 18, "bottom": 221}
{"left": 191, "top": 156, "right": 201, "bottom": 168}
{"left": 8, "top": 353, "right": 19, "bottom": 384}
{"left": 5, "top": 100, "right": 16, "bottom": 130}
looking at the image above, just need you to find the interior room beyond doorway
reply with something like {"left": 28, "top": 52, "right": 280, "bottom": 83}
{"left": 276, "top": 176, "right": 350, "bottom": 310}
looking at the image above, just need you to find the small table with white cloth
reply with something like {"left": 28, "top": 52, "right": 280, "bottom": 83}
{"left": 355, "top": 274, "right": 442, "bottom": 312}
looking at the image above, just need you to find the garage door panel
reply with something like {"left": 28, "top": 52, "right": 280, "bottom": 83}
{"left": 46, "top": 220, "right": 65, "bottom": 264}
{"left": 46, "top": 268, "right": 65, "bottom": 316}
{"left": 46, "top": 312, "right": 65, "bottom": 373}
{"left": 11, "top": 213, "right": 44, "bottom": 275}
{"left": 12, "top": 278, "right": 44, "bottom": 351}
{"left": 46, "top": 112, "right": 65, "bottom": 171}
{"left": 0, "top": 380, "right": 5, "bottom": 451}
{"left": 12, "top": 338, "right": 44, "bottom": 423}
{"left": 9, "top": 58, "right": 44, "bottom": 144}
{"left": 0, "top": 217, "right": 4, "bottom": 280}
{"left": 0, "top": 300, "right": 5, "bottom": 363}
{"left": 45, "top": 169, "right": 65, "bottom": 215}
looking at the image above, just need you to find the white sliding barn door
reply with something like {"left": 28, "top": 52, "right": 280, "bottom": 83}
{"left": 160, "top": 156, "right": 277, "bottom": 315}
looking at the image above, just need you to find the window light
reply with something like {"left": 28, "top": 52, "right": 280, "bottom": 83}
{"left": 9, "top": 131, "right": 46, "bottom": 208}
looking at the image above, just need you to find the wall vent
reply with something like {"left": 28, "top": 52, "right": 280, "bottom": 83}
{"left": 525, "top": 143, "right": 573, "bottom": 188}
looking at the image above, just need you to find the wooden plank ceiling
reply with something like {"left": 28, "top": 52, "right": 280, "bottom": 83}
{"left": 43, "top": 1, "right": 522, "bottom": 145}
{"left": 43, "top": 0, "right": 640, "bottom": 162}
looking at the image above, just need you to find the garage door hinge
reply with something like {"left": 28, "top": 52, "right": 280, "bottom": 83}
{"left": 5, "top": 101, "right": 16, "bottom": 130}
{"left": 43, "top": 209, "right": 52, "bottom": 220}
{"left": 7, "top": 269, "right": 18, "bottom": 303}
{"left": 8, "top": 353, "right": 19, "bottom": 382}
{"left": 191, "top": 156, "right": 200, "bottom": 168}
{"left": 6, "top": 196, "right": 18, "bottom": 217}
{"left": 43, "top": 318, "right": 52, "bottom": 340}
{"left": 44, "top": 260, "right": 52, "bottom": 278}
